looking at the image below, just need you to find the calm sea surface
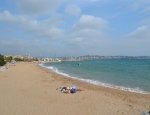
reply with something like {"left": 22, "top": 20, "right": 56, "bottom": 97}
{"left": 42, "top": 59, "right": 150, "bottom": 94}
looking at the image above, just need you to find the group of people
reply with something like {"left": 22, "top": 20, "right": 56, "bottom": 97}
{"left": 58, "top": 86, "right": 77, "bottom": 94}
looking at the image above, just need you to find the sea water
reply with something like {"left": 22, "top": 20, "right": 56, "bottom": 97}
{"left": 41, "top": 59, "right": 150, "bottom": 94}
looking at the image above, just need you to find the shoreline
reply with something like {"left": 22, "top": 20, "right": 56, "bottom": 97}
{"left": 0, "top": 62, "right": 150, "bottom": 115}
{"left": 39, "top": 63, "right": 150, "bottom": 95}
{"left": 38, "top": 63, "right": 150, "bottom": 98}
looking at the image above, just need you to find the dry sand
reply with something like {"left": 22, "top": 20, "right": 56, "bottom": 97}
{"left": 0, "top": 62, "right": 150, "bottom": 115}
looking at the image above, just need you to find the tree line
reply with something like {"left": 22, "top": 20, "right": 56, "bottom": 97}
{"left": 0, "top": 54, "right": 13, "bottom": 66}
{"left": 0, "top": 54, "right": 6, "bottom": 66}
{"left": 0, "top": 54, "right": 39, "bottom": 66}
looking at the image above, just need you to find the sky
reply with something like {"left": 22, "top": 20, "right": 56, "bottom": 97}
{"left": 0, "top": 0, "right": 150, "bottom": 57}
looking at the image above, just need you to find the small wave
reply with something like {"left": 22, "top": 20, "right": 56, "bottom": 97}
{"left": 39, "top": 64, "right": 150, "bottom": 94}
{"left": 79, "top": 79, "right": 149, "bottom": 94}
{"left": 39, "top": 63, "right": 71, "bottom": 77}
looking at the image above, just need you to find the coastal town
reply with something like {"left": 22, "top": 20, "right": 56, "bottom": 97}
{"left": 1, "top": 54, "right": 150, "bottom": 66}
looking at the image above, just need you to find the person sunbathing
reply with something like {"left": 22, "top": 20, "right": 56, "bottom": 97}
{"left": 57, "top": 85, "right": 82, "bottom": 94}
{"left": 61, "top": 86, "right": 71, "bottom": 93}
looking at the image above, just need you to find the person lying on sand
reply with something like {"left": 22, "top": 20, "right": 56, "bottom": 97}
{"left": 61, "top": 86, "right": 70, "bottom": 93}
{"left": 57, "top": 85, "right": 83, "bottom": 94}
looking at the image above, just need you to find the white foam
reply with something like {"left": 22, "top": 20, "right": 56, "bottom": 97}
{"left": 39, "top": 63, "right": 71, "bottom": 77}
{"left": 74, "top": 78, "right": 149, "bottom": 94}
{"left": 39, "top": 64, "right": 150, "bottom": 94}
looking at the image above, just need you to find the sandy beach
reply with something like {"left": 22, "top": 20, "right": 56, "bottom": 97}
{"left": 0, "top": 62, "right": 149, "bottom": 115}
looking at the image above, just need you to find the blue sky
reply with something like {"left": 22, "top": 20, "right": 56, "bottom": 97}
{"left": 0, "top": 0, "right": 150, "bottom": 57}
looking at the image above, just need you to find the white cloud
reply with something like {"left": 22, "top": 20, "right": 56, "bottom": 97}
{"left": 65, "top": 14, "right": 108, "bottom": 51}
{"left": 73, "top": 15, "right": 107, "bottom": 30}
{"left": 0, "top": 11, "right": 16, "bottom": 24}
{"left": 71, "top": 15, "right": 107, "bottom": 40}
{"left": 14, "top": 0, "right": 63, "bottom": 14}
{"left": 64, "top": 13, "right": 150, "bottom": 56}
{"left": 1, "top": 0, "right": 150, "bottom": 56}
{"left": 116, "top": 21, "right": 150, "bottom": 56}
{"left": 65, "top": 4, "right": 81, "bottom": 16}
{"left": 128, "top": 25, "right": 150, "bottom": 39}
{"left": 0, "top": 11, "right": 64, "bottom": 39}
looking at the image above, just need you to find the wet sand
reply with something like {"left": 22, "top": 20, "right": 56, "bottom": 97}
{"left": 0, "top": 62, "right": 149, "bottom": 115}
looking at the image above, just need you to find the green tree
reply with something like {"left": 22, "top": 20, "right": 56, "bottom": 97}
{"left": 33, "top": 58, "right": 39, "bottom": 61}
{"left": 0, "top": 54, "right": 6, "bottom": 66}
{"left": 14, "top": 57, "right": 24, "bottom": 62}
{"left": 4, "top": 56, "right": 13, "bottom": 62}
